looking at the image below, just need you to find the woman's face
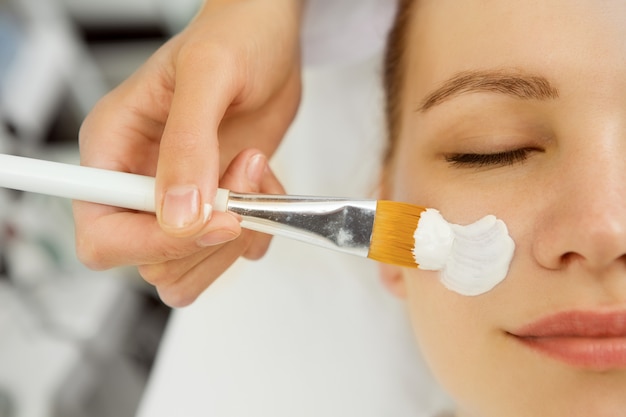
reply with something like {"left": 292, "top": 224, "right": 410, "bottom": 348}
{"left": 382, "top": 1, "right": 626, "bottom": 416}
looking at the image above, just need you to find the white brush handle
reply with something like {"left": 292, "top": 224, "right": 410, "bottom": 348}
{"left": 0, "top": 154, "right": 230, "bottom": 212}
{"left": 0, "top": 154, "right": 381, "bottom": 258}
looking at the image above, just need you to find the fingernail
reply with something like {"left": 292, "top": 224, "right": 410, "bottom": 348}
{"left": 197, "top": 229, "right": 239, "bottom": 247}
{"left": 161, "top": 185, "right": 201, "bottom": 229}
{"left": 203, "top": 203, "right": 213, "bottom": 223}
{"left": 246, "top": 153, "right": 267, "bottom": 191}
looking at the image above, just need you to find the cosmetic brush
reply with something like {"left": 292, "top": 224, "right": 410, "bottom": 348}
{"left": 0, "top": 154, "right": 423, "bottom": 268}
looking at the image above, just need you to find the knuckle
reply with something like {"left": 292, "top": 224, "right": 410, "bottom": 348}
{"left": 179, "top": 39, "right": 234, "bottom": 67}
{"left": 157, "top": 244, "right": 196, "bottom": 263}
{"left": 176, "top": 39, "right": 244, "bottom": 92}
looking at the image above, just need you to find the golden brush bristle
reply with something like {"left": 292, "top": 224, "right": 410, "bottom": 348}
{"left": 368, "top": 200, "right": 425, "bottom": 268}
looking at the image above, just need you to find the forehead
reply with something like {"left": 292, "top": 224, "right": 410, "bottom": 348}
{"left": 405, "top": 0, "right": 626, "bottom": 97}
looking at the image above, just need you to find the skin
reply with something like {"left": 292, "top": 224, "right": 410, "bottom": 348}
{"left": 380, "top": 1, "right": 626, "bottom": 416}
{"left": 73, "top": 0, "right": 302, "bottom": 307}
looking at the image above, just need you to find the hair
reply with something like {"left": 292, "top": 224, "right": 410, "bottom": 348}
{"left": 382, "top": 0, "right": 415, "bottom": 181}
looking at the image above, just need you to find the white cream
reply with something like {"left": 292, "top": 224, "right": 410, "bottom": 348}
{"left": 412, "top": 209, "right": 515, "bottom": 296}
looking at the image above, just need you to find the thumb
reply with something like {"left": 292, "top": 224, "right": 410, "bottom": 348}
{"left": 155, "top": 52, "right": 240, "bottom": 238}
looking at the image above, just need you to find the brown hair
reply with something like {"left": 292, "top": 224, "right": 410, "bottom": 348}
{"left": 382, "top": 0, "right": 415, "bottom": 178}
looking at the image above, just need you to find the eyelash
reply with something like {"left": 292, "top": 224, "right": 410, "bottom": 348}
{"left": 444, "top": 148, "right": 539, "bottom": 168}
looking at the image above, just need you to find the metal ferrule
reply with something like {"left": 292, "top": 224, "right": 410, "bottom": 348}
{"left": 226, "top": 192, "right": 377, "bottom": 257}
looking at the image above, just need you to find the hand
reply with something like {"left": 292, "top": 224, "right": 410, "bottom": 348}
{"left": 73, "top": 0, "right": 302, "bottom": 306}
{"left": 138, "top": 148, "right": 285, "bottom": 306}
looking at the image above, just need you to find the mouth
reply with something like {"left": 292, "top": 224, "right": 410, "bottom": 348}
{"left": 509, "top": 310, "right": 626, "bottom": 371}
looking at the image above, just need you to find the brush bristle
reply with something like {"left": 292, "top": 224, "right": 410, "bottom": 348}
{"left": 368, "top": 200, "right": 425, "bottom": 268}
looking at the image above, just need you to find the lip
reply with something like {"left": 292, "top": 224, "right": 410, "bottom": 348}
{"left": 510, "top": 310, "right": 626, "bottom": 370}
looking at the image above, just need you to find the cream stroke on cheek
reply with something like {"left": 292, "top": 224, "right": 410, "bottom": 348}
{"left": 413, "top": 209, "right": 515, "bottom": 296}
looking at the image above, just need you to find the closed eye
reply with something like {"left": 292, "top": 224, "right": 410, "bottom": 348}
{"left": 444, "top": 148, "right": 541, "bottom": 168}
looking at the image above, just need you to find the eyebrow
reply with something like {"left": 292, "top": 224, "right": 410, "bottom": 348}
{"left": 418, "top": 69, "right": 559, "bottom": 112}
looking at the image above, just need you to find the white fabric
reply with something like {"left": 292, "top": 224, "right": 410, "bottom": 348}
{"left": 301, "top": 0, "right": 397, "bottom": 66}
{"left": 137, "top": 4, "right": 454, "bottom": 416}
{"left": 137, "top": 242, "right": 450, "bottom": 417}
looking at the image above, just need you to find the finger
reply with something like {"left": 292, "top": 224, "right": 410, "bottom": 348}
{"left": 217, "top": 148, "right": 274, "bottom": 258}
{"left": 155, "top": 42, "right": 245, "bottom": 237}
{"left": 242, "top": 163, "right": 285, "bottom": 259}
{"left": 155, "top": 231, "right": 257, "bottom": 307}
{"left": 137, "top": 228, "right": 257, "bottom": 291}
{"left": 137, "top": 244, "right": 221, "bottom": 288}
{"left": 73, "top": 201, "right": 240, "bottom": 270}
{"left": 219, "top": 148, "right": 286, "bottom": 260}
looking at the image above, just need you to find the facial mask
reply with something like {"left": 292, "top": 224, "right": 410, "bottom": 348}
{"left": 412, "top": 209, "right": 515, "bottom": 296}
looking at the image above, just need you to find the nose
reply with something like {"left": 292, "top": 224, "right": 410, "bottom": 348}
{"left": 532, "top": 140, "right": 626, "bottom": 272}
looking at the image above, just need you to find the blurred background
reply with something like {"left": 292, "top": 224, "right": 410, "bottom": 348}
{"left": 0, "top": 0, "right": 200, "bottom": 416}
{"left": 0, "top": 1, "right": 417, "bottom": 416}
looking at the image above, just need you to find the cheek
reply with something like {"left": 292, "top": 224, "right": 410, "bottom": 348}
{"left": 403, "top": 269, "right": 481, "bottom": 370}
{"left": 402, "top": 269, "right": 510, "bottom": 409}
